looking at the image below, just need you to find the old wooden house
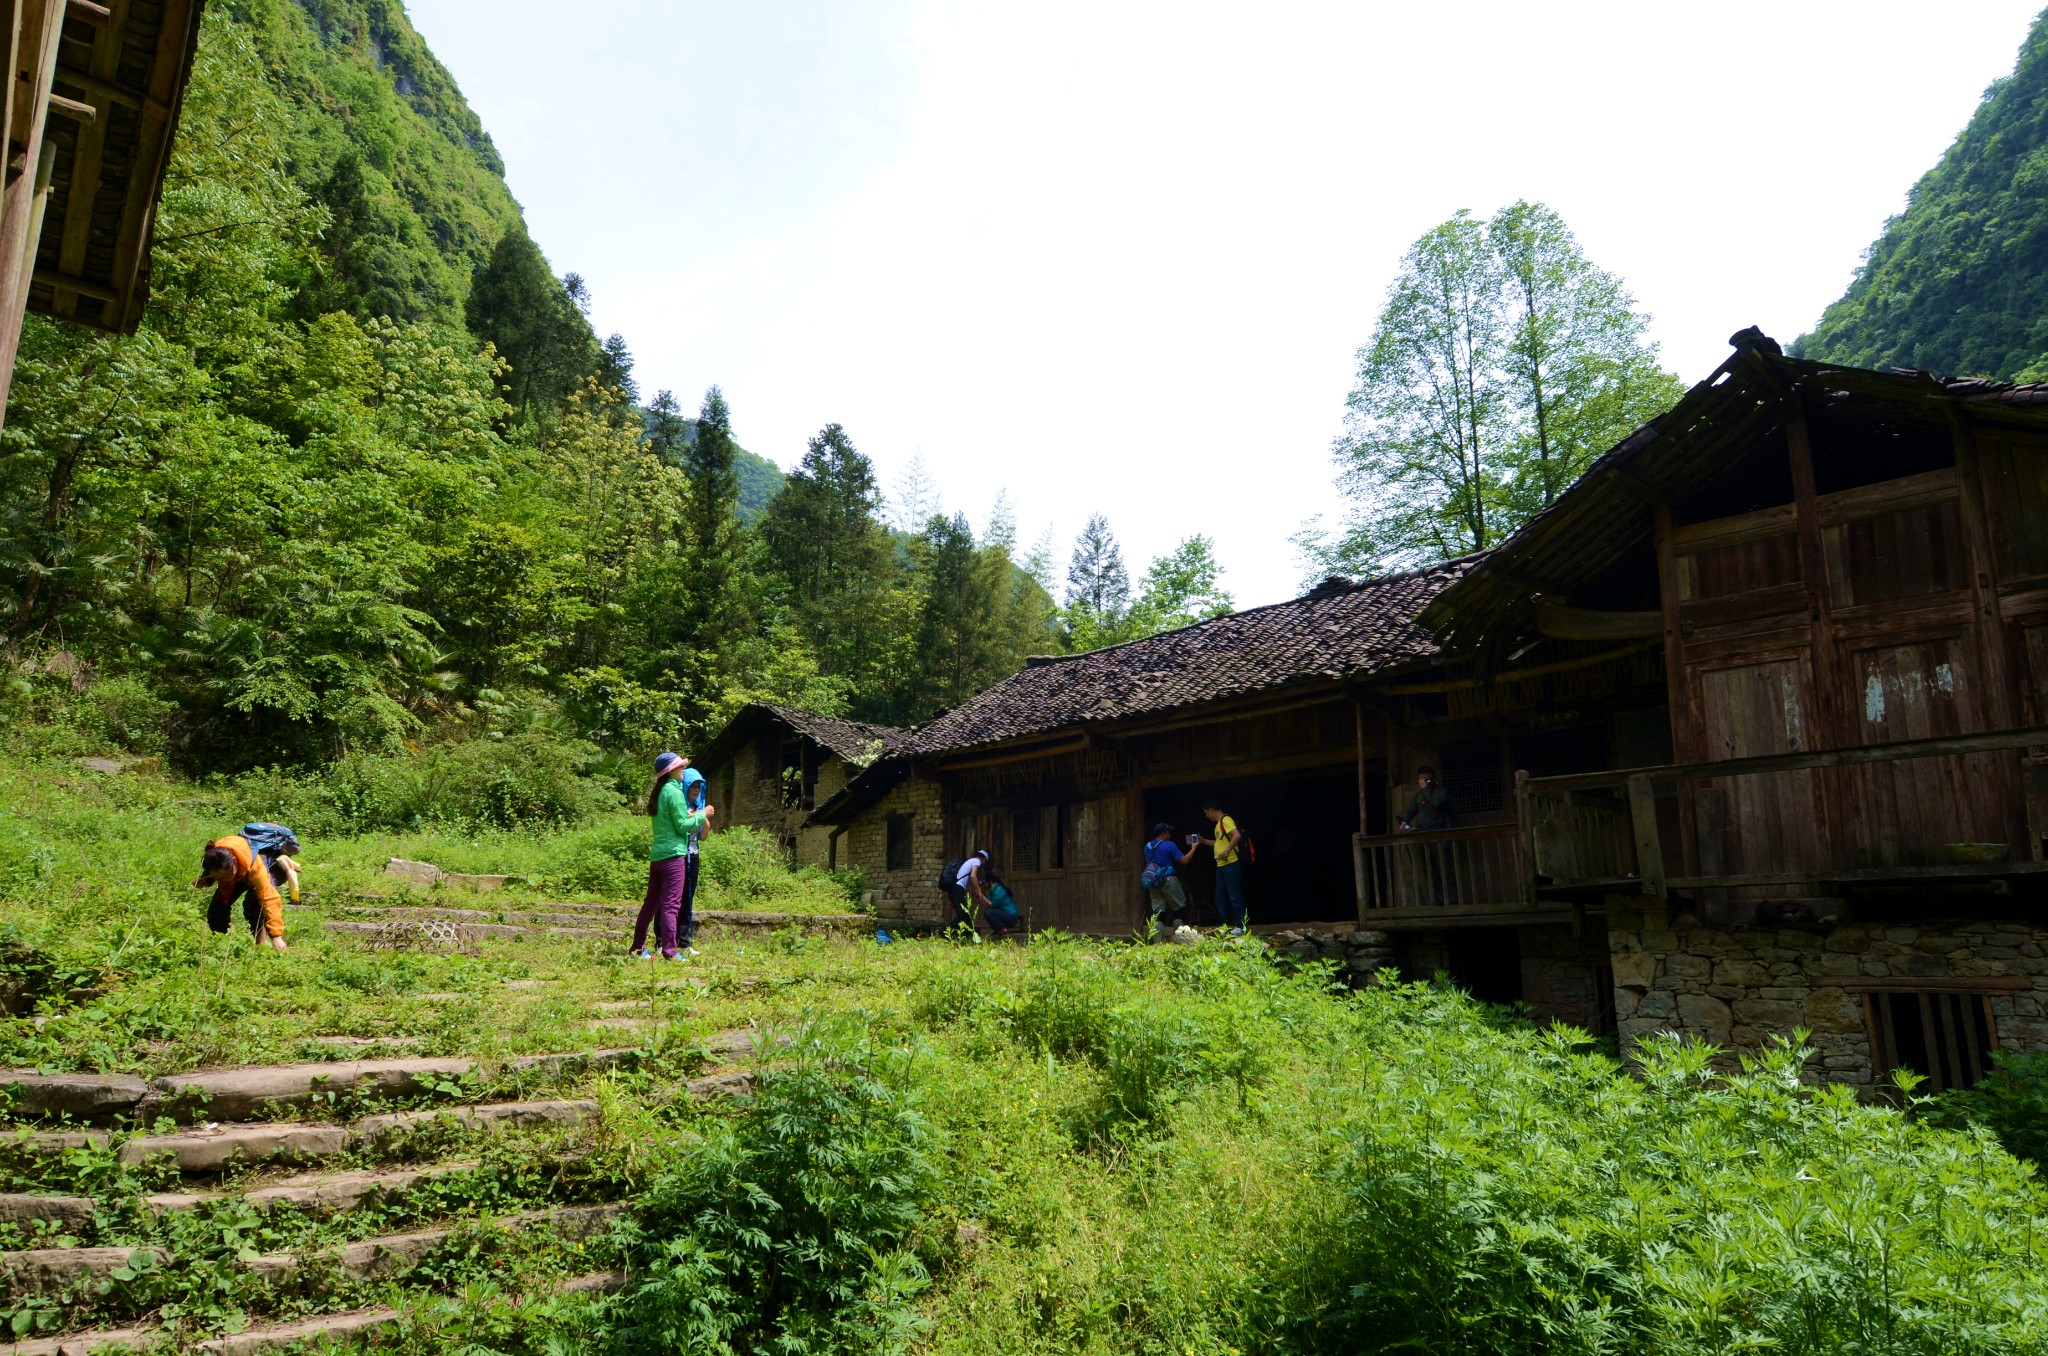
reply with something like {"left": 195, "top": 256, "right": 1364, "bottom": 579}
{"left": 695, "top": 703, "right": 906, "bottom": 868}
{"left": 811, "top": 328, "right": 2048, "bottom": 1094}
{"left": 0, "top": 0, "right": 207, "bottom": 423}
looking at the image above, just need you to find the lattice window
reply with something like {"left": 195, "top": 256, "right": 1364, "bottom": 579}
{"left": 1011, "top": 810, "right": 1040, "bottom": 872}
{"left": 1868, "top": 989, "right": 1997, "bottom": 1093}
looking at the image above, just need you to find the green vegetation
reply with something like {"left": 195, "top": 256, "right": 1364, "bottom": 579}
{"left": 0, "top": 747, "right": 2039, "bottom": 1352}
{"left": 1799, "top": 11, "right": 2048, "bottom": 379}
{"left": 1315, "top": 202, "right": 1682, "bottom": 576}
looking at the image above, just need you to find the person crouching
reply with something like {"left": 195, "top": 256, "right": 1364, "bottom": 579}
{"left": 195, "top": 833, "right": 287, "bottom": 951}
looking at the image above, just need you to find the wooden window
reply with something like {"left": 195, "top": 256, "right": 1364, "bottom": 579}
{"left": 1048, "top": 804, "right": 1066, "bottom": 870}
{"left": 886, "top": 813, "right": 913, "bottom": 872}
{"left": 1868, "top": 990, "right": 1996, "bottom": 1093}
{"left": 1011, "top": 810, "right": 1040, "bottom": 872}
{"left": 1441, "top": 736, "right": 1504, "bottom": 814}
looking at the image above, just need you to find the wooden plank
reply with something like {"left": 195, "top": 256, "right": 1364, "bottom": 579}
{"left": 1535, "top": 600, "right": 1662, "bottom": 640}
{"left": 1626, "top": 773, "right": 1665, "bottom": 896}
{"left": 62, "top": 0, "right": 106, "bottom": 27}
{"left": 1666, "top": 860, "right": 2048, "bottom": 888}
{"left": 1355, "top": 905, "right": 1584, "bottom": 929}
{"left": 1813, "top": 467, "right": 1958, "bottom": 528}
{"left": 1670, "top": 502, "right": 1799, "bottom": 555}
{"left": 1525, "top": 724, "right": 2048, "bottom": 792}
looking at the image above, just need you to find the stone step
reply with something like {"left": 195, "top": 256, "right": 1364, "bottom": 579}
{"left": 502, "top": 1047, "right": 641, "bottom": 1079}
{"left": 0, "top": 1246, "right": 155, "bottom": 1299}
{"left": 145, "top": 1160, "right": 481, "bottom": 1215}
{"left": 354, "top": 1099, "right": 598, "bottom": 1148}
{"left": 310, "top": 1035, "right": 424, "bottom": 1049}
{"left": 244, "top": 1202, "right": 622, "bottom": 1285}
{"left": 0, "top": 1324, "right": 151, "bottom": 1354}
{"left": 0, "top": 1074, "right": 147, "bottom": 1124}
{"left": 145, "top": 1058, "right": 476, "bottom": 1123}
{"left": 196, "top": 1309, "right": 395, "bottom": 1356}
{"left": 118, "top": 1123, "right": 349, "bottom": 1173}
{"left": 0, "top": 1195, "right": 95, "bottom": 1231}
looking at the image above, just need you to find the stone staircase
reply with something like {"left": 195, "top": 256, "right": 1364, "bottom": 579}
{"left": 0, "top": 1030, "right": 762, "bottom": 1352}
{"left": 316, "top": 894, "right": 873, "bottom": 944}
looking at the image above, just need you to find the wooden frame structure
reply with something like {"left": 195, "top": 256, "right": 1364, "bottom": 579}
{"left": 0, "top": 0, "right": 205, "bottom": 420}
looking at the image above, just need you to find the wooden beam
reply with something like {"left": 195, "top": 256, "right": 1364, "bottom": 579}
{"left": 51, "top": 69, "right": 170, "bottom": 119}
{"left": 62, "top": 0, "right": 107, "bottom": 26}
{"left": 1526, "top": 724, "right": 2048, "bottom": 792}
{"left": 1665, "top": 860, "right": 2048, "bottom": 889}
{"left": 27, "top": 265, "right": 113, "bottom": 300}
{"left": 1603, "top": 466, "right": 1663, "bottom": 506}
{"left": 1815, "top": 974, "right": 2032, "bottom": 993}
{"left": 43, "top": 91, "right": 90, "bottom": 121}
{"left": 1535, "top": 600, "right": 1661, "bottom": 641}
{"left": 1372, "top": 642, "right": 1651, "bottom": 695}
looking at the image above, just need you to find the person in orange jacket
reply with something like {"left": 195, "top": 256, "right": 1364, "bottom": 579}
{"left": 194, "top": 834, "right": 287, "bottom": 951}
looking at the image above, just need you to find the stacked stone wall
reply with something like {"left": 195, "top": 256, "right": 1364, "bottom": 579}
{"left": 843, "top": 777, "right": 948, "bottom": 926}
{"left": 1610, "top": 911, "right": 2048, "bottom": 1088}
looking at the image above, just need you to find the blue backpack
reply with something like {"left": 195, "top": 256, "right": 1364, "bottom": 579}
{"left": 241, "top": 822, "right": 301, "bottom": 861}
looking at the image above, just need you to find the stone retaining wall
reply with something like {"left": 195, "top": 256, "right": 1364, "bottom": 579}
{"left": 1609, "top": 910, "right": 2048, "bottom": 1087}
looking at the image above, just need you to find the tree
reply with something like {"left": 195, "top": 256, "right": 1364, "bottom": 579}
{"left": 890, "top": 453, "right": 938, "bottom": 531}
{"left": 1322, "top": 205, "right": 1679, "bottom": 576}
{"left": 1063, "top": 513, "right": 1131, "bottom": 648}
{"left": 464, "top": 227, "right": 596, "bottom": 423}
{"left": 595, "top": 332, "right": 638, "bottom": 405}
{"left": 760, "top": 423, "right": 896, "bottom": 690}
{"left": 1132, "top": 535, "right": 1233, "bottom": 632}
{"left": 676, "top": 386, "right": 753, "bottom": 645}
{"left": 644, "top": 390, "right": 689, "bottom": 466}
{"left": 1490, "top": 202, "right": 1682, "bottom": 514}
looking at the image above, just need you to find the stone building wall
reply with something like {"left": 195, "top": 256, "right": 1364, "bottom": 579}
{"left": 842, "top": 776, "right": 948, "bottom": 926}
{"left": 1394, "top": 924, "right": 1614, "bottom": 1032}
{"left": 1609, "top": 906, "right": 2048, "bottom": 1088}
{"left": 716, "top": 736, "right": 856, "bottom": 868}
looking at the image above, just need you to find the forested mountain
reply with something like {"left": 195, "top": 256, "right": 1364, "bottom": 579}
{"left": 0, "top": 2, "right": 1056, "bottom": 777}
{"left": 1796, "top": 10, "right": 2048, "bottom": 378}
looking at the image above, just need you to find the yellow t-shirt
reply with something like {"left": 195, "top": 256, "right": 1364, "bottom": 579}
{"left": 1213, "top": 815, "right": 1240, "bottom": 868}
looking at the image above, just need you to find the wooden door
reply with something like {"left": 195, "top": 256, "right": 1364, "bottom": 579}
{"left": 1846, "top": 637, "right": 2007, "bottom": 864}
{"left": 1696, "top": 659, "right": 1830, "bottom": 877}
{"left": 1037, "top": 795, "right": 1141, "bottom": 936}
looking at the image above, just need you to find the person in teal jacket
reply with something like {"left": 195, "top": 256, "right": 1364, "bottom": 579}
{"left": 632, "top": 751, "right": 713, "bottom": 960}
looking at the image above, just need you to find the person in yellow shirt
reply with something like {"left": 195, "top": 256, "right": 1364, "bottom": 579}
{"left": 1194, "top": 798, "right": 1248, "bottom": 935}
{"left": 194, "top": 834, "right": 287, "bottom": 951}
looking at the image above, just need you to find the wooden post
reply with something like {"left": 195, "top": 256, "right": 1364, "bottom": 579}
{"left": 1354, "top": 698, "right": 1370, "bottom": 922}
{"left": 1653, "top": 501, "right": 1702, "bottom": 883}
{"left": 1946, "top": 407, "right": 2027, "bottom": 853}
{"left": 1352, "top": 834, "right": 1369, "bottom": 926}
{"left": 1786, "top": 394, "right": 1852, "bottom": 871}
{"left": 1514, "top": 769, "right": 1536, "bottom": 904}
{"left": 1627, "top": 773, "right": 1665, "bottom": 898}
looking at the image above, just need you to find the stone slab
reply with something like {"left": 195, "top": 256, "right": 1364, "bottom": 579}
{"left": 13, "top": 1132, "right": 109, "bottom": 1155}
{"left": 1, "top": 1325, "right": 151, "bottom": 1354}
{"left": 443, "top": 873, "right": 512, "bottom": 892}
{"left": 0, "top": 1247, "right": 154, "bottom": 1298}
{"left": 146, "top": 1161, "right": 481, "bottom": 1215}
{"left": 146, "top": 1059, "right": 475, "bottom": 1122}
{"left": 556, "top": 1270, "right": 628, "bottom": 1294}
{"left": 196, "top": 1309, "right": 399, "bottom": 1355}
{"left": 117, "top": 1123, "right": 350, "bottom": 1173}
{"left": 0, "top": 1195, "right": 94, "bottom": 1230}
{"left": 0, "top": 1073, "right": 147, "bottom": 1123}
{"left": 686, "top": 1071, "right": 754, "bottom": 1100}
{"left": 381, "top": 859, "right": 443, "bottom": 887}
{"left": 353, "top": 1099, "right": 598, "bottom": 1145}
{"left": 502, "top": 1048, "right": 640, "bottom": 1079}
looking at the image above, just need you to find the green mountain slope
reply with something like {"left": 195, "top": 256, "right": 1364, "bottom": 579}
{"left": 1796, "top": 11, "right": 2048, "bottom": 379}
{"left": 222, "top": 0, "right": 526, "bottom": 329}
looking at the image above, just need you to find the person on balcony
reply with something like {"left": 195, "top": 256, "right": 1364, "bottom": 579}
{"left": 1397, "top": 765, "right": 1458, "bottom": 905}
{"left": 1397, "top": 765, "right": 1458, "bottom": 832}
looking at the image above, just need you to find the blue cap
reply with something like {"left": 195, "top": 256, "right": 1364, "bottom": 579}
{"left": 653, "top": 751, "right": 682, "bottom": 777}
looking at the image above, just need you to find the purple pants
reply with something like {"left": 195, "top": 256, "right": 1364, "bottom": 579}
{"left": 633, "top": 855, "right": 692, "bottom": 958}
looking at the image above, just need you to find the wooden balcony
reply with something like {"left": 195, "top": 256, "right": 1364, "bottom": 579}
{"left": 1520, "top": 725, "right": 2048, "bottom": 900}
{"left": 1353, "top": 823, "right": 1578, "bottom": 925}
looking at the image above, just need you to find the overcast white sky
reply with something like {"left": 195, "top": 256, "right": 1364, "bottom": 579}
{"left": 406, "top": 1, "right": 2039, "bottom": 608}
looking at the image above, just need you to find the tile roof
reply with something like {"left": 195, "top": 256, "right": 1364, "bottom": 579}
{"left": 755, "top": 705, "right": 909, "bottom": 763}
{"left": 897, "top": 560, "right": 1473, "bottom": 759}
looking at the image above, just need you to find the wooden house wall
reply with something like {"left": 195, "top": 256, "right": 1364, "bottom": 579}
{"left": 1655, "top": 418, "right": 2048, "bottom": 887}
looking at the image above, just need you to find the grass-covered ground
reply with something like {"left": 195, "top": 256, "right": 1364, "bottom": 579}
{"left": 0, "top": 752, "right": 2044, "bottom": 1353}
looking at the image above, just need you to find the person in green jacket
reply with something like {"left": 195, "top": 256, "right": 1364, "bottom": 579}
{"left": 632, "top": 751, "right": 713, "bottom": 960}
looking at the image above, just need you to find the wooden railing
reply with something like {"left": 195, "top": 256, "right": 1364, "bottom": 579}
{"left": 1355, "top": 823, "right": 1527, "bottom": 913}
{"left": 1520, "top": 725, "right": 2048, "bottom": 895}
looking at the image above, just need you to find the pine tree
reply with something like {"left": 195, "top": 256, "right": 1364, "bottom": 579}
{"left": 760, "top": 423, "right": 896, "bottom": 693}
{"left": 1063, "top": 513, "right": 1131, "bottom": 648}
{"left": 595, "top": 333, "right": 637, "bottom": 405}
{"left": 680, "top": 386, "right": 750, "bottom": 643}
{"left": 644, "top": 389, "right": 689, "bottom": 466}
{"left": 464, "top": 228, "right": 597, "bottom": 423}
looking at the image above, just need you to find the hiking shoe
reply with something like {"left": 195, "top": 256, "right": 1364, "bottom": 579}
{"left": 684, "top": 946, "right": 701, "bottom": 957}
{"left": 1229, "top": 927, "right": 1246, "bottom": 937}
{"left": 632, "top": 949, "right": 653, "bottom": 961}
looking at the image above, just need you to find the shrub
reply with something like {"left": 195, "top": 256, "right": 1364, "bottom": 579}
{"left": 255, "top": 731, "right": 618, "bottom": 834}
{"left": 1924, "top": 1050, "right": 2048, "bottom": 1164}
{"left": 607, "top": 1018, "right": 939, "bottom": 1354}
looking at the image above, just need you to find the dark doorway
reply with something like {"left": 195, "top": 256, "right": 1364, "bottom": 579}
{"left": 1143, "top": 764, "right": 1363, "bottom": 926}
{"left": 1445, "top": 931, "right": 1523, "bottom": 1005}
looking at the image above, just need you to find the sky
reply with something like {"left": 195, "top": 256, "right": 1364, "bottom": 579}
{"left": 405, "top": 0, "right": 2042, "bottom": 609}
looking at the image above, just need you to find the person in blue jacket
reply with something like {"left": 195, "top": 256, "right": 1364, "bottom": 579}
{"left": 676, "top": 765, "right": 710, "bottom": 956}
{"left": 1142, "top": 822, "right": 1197, "bottom": 941}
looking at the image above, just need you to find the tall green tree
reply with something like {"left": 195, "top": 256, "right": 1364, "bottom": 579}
{"left": 1490, "top": 201, "right": 1682, "bottom": 513}
{"left": 1321, "top": 204, "right": 1678, "bottom": 576}
{"left": 464, "top": 227, "right": 596, "bottom": 423}
{"left": 1063, "top": 513, "right": 1131, "bottom": 649}
{"left": 1132, "top": 535, "right": 1233, "bottom": 632}
{"left": 760, "top": 423, "right": 896, "bottom": 691}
